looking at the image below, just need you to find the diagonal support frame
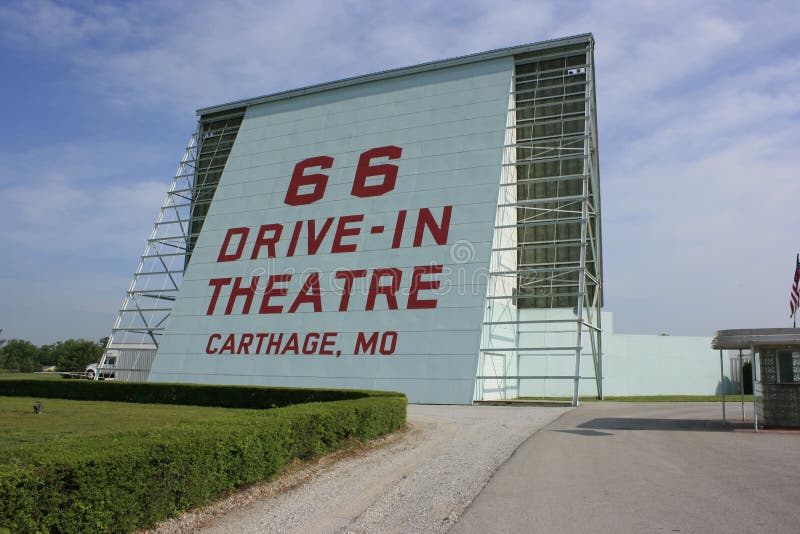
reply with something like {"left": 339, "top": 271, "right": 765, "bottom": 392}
{"left": 95, "top": 131, "right": 200, "bottom": 381}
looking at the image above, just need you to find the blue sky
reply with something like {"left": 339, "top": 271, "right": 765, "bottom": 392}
{"left": 0, "top": 0, "right": 798, "bottom": 345}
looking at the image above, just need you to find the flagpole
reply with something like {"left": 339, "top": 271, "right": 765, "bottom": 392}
{"left": 792, "top": 253, "right": 800, "bottom": 328}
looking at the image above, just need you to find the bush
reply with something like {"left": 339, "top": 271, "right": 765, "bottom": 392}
{"left": 0, "top": 382, "right": 406, "bottom": 533}
{"left": 0, "top": 340, "right": 39, "bottom": 373}
{"left": 0, "top": 379, "right": 399, "bottom": 408}
{"left": 53, "top": 339, "right": 103, "bottom": 372}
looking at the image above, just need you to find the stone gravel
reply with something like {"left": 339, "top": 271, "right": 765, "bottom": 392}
{"left": 164, "top": 404, "right": 569, "bottom": 533}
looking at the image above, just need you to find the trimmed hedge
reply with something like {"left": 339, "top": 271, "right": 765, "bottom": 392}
{"left": 0, "top": 379, "right": 399, "bottom": 408}
{"left": 0, "top": 382, "right": 406, "bottom": 533}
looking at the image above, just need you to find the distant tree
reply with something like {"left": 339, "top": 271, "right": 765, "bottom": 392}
{"left": 98, "top": 337, "right": 110, "bottom": 349}
{"left": 37, "top": 344, "right": 60, "bottom": 368}
{"left": 0, "top": 339, "right": 39, "bottom": 372}
{"left": 55, "top": 339, "right": 103, "bottom": 372}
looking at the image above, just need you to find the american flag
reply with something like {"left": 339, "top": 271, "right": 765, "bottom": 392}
{"left": 791, "top": 254, "right": 800, "bottom": 318}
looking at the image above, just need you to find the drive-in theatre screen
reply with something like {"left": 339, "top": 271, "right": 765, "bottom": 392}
{"left": 130, "top": 35, "right": 602, "bottom": 404}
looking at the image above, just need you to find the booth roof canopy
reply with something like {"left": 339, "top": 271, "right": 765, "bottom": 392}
{"left": 712, "top": 328, "right": 800, "bottom": 349}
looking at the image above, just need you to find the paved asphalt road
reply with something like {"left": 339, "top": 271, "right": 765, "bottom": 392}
{"left": 452, "top": 402, "right": 800, "bottom": 534}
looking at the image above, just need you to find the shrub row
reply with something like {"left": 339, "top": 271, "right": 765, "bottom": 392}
{"left": 0, "top": 382, "right": 406, "bottom": 533}
{"left": 0, "top": 379, "right": 398, "bottom": 408}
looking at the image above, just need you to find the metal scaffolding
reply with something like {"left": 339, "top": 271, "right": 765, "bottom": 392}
{"left": 95, "top": 132, "right": 199, "bottom": 381}
{"left": 96, "top": 110, "right": 245, "bottom": 381}
{"left": 477, "top": 38, "right": 603, "bottom": 406}
{"left": 99, "top": 37, "right": 600, "bottom": 399}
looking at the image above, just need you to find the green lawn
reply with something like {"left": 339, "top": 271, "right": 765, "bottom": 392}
{"left": 0, "top": 396, "right": 260, "bottom": 458}
{"left": 0, "top": 372, "right": 65, "bottom": 380}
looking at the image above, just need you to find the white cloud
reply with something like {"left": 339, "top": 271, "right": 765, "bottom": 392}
{"left": 0, "top": 172, "right": 164, "bottom": 261}
{"left": 0, "top": 162, "right": 166, "bottom": 344}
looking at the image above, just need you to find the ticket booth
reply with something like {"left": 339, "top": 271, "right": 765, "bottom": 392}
{"left": 712, "top": 329, "right": 800, "bottom": 428}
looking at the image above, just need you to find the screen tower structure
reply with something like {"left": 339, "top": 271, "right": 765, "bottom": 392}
{"left": 477, "top": 36, "right": 603, "bottom": 406}
{"left": 98, "top": 34, "right": 602, "bottom": 405}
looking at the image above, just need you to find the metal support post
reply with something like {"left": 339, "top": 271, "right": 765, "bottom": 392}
{"left": 739, "top": 349, "right": 745, "bottom": 420}
{"left": 720, "top": 349, "right": 726, "bottom": 425}
{"left": 751, "top": 343, "right": 758, "bottom": 432}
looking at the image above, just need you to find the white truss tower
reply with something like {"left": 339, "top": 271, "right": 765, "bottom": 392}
{"left": 477, "top": 40, "right": 603, "bottom": 406}
{"left": 95, "top": 132, "right": 200, "bottom": 381}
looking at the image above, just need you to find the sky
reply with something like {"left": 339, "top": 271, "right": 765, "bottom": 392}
{"left": 0, "top": 0, "right": 798, "bottom": 345}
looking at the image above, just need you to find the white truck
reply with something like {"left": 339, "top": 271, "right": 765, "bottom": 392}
{"left": 85, "top": 354, "right": 117, "bottom": 380}
{"left": 84, "top": 344, "right": 157, "bottom": 381}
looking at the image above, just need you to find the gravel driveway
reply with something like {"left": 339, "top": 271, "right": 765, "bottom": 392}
{"left": 156, "top": 404, "right": 568, "bottom": 533}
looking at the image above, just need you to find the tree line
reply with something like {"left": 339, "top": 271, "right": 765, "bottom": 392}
{"left": 0, "top": 337, "right": 107, "bottom": 373}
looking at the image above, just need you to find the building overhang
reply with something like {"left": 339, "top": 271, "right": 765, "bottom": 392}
{"left": 712, "top": 328, "right": 800, "bottom": 349}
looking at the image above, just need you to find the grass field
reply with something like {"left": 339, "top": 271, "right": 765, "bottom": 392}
{"left": 0, "top": 372, "right": 64, "bottom": 380}
{"left": 0, "top": 396, "right": 260, "bottom": 459}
